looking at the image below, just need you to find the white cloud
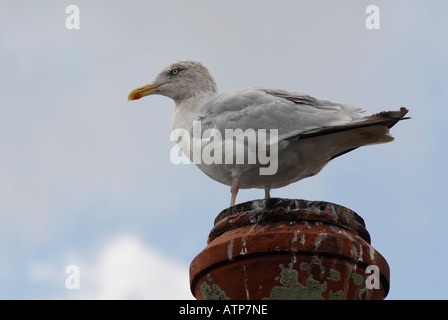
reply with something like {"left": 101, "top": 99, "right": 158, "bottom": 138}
{"left": 28, "top": 235, "right": 194, "bottom": 299}
{"left": 77, "top": 235, "right": 193, "bottom": 299}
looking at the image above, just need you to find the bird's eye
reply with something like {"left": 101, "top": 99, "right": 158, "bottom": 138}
{"left": 171, "top": 68, "right": 179, "bottom": 75}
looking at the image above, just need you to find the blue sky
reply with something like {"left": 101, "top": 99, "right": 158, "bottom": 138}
{"left": 1, "top": 1, "right": 447, "bottom": 299}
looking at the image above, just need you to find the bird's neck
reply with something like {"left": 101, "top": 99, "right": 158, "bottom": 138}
{"left": 171, "top": 91, "right": 217, "bottom": 132}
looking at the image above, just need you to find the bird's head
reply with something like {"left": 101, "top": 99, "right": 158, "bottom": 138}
{"left": 128, "top": 60, "right": 217, "bottom": 103}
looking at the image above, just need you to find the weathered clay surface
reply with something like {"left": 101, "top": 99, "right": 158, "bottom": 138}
{"left": 190, "top": 198, "right": 390, "bottom": 300}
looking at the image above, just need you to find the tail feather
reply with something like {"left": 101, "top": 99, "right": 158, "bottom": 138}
{"left": 288, "top": 107, "right": 409, "bottom": 141}
{"left": 367, "top": 107, "right": 410, "bottom": 129}
{"left": 288, "top": 107, "right": 410, "bottom": 161}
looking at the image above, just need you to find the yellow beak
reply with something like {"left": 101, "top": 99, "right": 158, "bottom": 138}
{"left": 128, "top": 83, "right": 163, "bottom": 101}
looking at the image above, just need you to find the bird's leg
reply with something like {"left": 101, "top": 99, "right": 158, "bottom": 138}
{"left": 264, "top": 185, "right": 271, "bottom": 199}
{"left": 230, "top": 177, "right": 240, "bottom": 207}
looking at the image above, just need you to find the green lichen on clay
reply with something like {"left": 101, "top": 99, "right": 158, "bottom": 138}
{"left": 263, "top": 263, "right": 327, "bottom": 300}
{"left": 329, "top": 290, "right": 344, "bottom": 300}
{"left": 359, "top": 287, "right": 370, "bottom": 299}
{"left": 200, "top": 281, "right": 230, "bottom": 300}
{"left": 351, "top": 273, "right": 364, "bottom": 286}
{"left": 299, "top": 262, "right": 310, "bottom": 271}
{"left": 200, "top": 274, "right": 230, "bottom": 300}
{"left": 328, "top": 269, "right": 341, "bottom": 281}
{"left": 206, "top": 273, "right": 213, "bottom": 282}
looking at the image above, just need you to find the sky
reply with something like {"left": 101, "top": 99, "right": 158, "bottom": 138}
{"left": 0, "top": 1, "right": 447, "bottom": 300}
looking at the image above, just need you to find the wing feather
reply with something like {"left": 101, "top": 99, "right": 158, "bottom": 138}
{"left": 197, "top": 88, "right": 367, "bottom": 141}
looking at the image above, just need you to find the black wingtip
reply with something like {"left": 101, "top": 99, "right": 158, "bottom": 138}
{"left": 368, "top": 107, "right": 410, "bottom": 129}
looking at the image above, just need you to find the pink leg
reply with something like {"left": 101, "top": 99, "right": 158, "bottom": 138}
{"left": 264, "top": 186, "right": 271, "bottom": 199}
{"left": 230, "top": 177, "right": 240, "bottom": 207}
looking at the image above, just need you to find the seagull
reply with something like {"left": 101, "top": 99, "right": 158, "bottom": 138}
{"left": 128, "top": 60, "right": 409, "bottom": 207}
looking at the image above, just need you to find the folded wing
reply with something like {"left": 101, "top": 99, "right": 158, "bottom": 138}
{"left": 198, "top": 88, "right": 362, "bottom": 139}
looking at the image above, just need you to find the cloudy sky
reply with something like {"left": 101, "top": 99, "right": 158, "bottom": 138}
{"left": 1, "top": 1, "right": 447, "bottom": 299}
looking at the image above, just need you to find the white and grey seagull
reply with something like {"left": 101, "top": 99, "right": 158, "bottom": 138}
{"left": 128, "top": 60, "right": 409, "bottom": 207}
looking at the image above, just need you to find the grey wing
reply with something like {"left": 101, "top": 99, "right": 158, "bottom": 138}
{"left": 197, "top": 88, "right": 367, "bottom": 141}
